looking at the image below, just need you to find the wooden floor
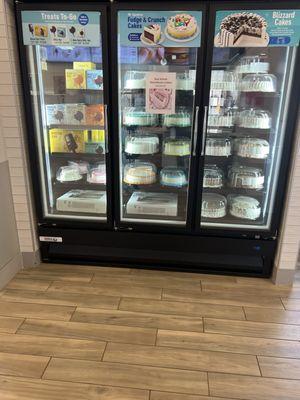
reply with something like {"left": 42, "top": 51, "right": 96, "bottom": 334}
{"left": 0, "top": 264, "right": 300, "bottom": 400}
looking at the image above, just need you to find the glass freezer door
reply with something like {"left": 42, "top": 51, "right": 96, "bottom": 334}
{"left": 200, "top": 8, "right": 299, "bottom": 230}
{"left": 116, "top": 9, "right": 203, "bottom": 226}
{"left": 21, "top": 10, "right": 108, "bottom": 221}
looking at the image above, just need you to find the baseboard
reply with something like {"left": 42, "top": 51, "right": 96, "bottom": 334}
{"left": 272, "top": 267, "right": 295, "bottom": 285}
{"left": 22, "top": 250, "right": 41, "bottom": 268}
{"left": 0, "top": 254, "right": 22, "bottom": 290}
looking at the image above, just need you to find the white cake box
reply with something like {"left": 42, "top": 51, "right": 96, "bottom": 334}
{"left": 126, "top": 192, "right": 178, "bottom": 217}
{"left": 56, "top": 190, "right": 106, "bottom": 214}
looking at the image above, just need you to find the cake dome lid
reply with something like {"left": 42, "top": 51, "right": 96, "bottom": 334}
{"left": 239, "top": 108, "right": 271, "bottom": 119}
{"left": 56, "top": 165, "right": 82, "bottom": 181}
{"left": 124, "top": 161, "right": 157, "bottom": 172}
{"left": 242, "top": 73, "right": 277, "bottom": 84}
{"left": 204, "top": 165, "right": 224, "bottom": 178}
{"left": 202, "top": 193, "right": 227, "bottom": 210}
{"left": 206, "top": 137, "right": 231, "bottom": 146}
{"left": 229, "top": 195, "right": 260, "bottom": 209}
{"left": 160, "top": 167, "right": 186, "bottom": 177}
{"left": 228, "top": 164, "right": 263, "bottom": 177}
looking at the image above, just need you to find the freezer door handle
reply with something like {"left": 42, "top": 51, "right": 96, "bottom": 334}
{"left": 192, "top": 105, "right": 200, "bottom": 156}
{"left": 201, "top": 105, "right": 208, "bottom": 156}
{"left": 104, "top": 104, "right": 109, "bottom": 154}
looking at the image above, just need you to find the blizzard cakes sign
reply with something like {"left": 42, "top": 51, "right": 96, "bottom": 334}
{"left": 214, "top": 9, "right": 300, "bottom": 47}
{"left": 21, "top": 11, "right": 101, "bottom": 47}
{"left": 119, "top": 11, "right": 202, "bottom": 47}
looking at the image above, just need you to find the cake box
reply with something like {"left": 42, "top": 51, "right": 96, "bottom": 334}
{"left": 49, "top": 129, "right": 86, "bottom": 153}
{"left": 66, "top": 104, "right": 86, "bottom": 125}
{"left": 126, "top": 192, "right": 178, "bottom": 217}
{"left": 44, "top": 46, "right": 91, "bottom": 62}
{"left": 85, "top": 104, "right": 105, "bottom": 126}
{"left": 85, "top": 142, "right": 105, "bottom": 154}
{"left": 86, "top": 70, "right": 103, "bottom": 90}
{"left": 65, "top": 69, "right": 86, "bottom": 89}
{"left": 56, "top": 190, "right": 107, "bottom": 214}
{"left": 46, "top": 104, "right": 67, "bottom": 125}
{"left": 73, "top": 62, "right": 96, "bottom": 70}
{"left": 91, "top": 47, "right": 102, "bottom": 63}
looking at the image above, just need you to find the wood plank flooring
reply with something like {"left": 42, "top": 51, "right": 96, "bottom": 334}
{"left": 0, "top": 263, "right": 300, "bottom": 399}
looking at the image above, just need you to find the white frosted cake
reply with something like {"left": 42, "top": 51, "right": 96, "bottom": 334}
{"left": 228, "top": 165, "right": 264, "bottom": 190}
{"left": 240, "top": 74, "right": 277, "bottom": 92}
{"left": 235, "top": 138, "right": 269, "bottom": 159}
{"left": 160, "top": 167, "right": 187, "bottom": 187}
{"left": 229, "top": 195, "right": 261, "bottom": 220}
{"left": 125, "top": 134, "right": 159, "bottom": 155}
{"left": 56, "top": 166, "right": 82, "bottom": 182}
{"left": 203, "top": 165, "right": 224, "bottom": 188}
{"left": 123, "top": 108, "right": 158, "bottom": 126}
{"left": 238, "top": 109, "right": 271, "bottom": 129}
{"left": 124, "top": 71, "right": 146, "bottom": 90}
{"left": 236, "top": 55, "right": 269, "bottom": 74}
{"left": 205, "top": 138, "right": 232, "bottom": 157}
{"left": 219, "top": 13, "right": 267, "bottom": 47}
{"left": 167, "top": 14, "right": 197, "bottom": 39}
{"left": 124, "top": 162, "right": 156, "bottom": 185}
{"left": 163, "top": 110, "right": 191, "bottom": 127}
{"left": 208, "top": 113, "right": 235, "bottom": 128}
{"left": 163, "top": 138, "right": 191, "bottom": 156}
{"left": 202, "top": 193, "right": 227, "bottom": 218}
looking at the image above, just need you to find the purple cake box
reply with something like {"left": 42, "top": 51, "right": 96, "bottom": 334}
{"left": 44, "top": 46, "right": 92, "bottom": 62}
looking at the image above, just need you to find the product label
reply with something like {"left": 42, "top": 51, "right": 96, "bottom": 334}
{"left": 145, "top": 72, "right": 176, "bottom": 114}
{"left": 214, "top": 9, "right": 300, "bottom": 47}
{"left": 118, "top": 10, "right": 202, "bottom": 47}
{"left": 39, "top": 236, "right": 63, "bottom": 243}
{"left": 21, "top": 11, "right": 101, "bottom": 47}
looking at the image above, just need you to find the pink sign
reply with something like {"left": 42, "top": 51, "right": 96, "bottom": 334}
{"left": 145, "top": 72, "right": 176, "bottom": 115}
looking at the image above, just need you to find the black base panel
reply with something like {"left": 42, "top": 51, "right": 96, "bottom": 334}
{"left": 39, "top": 227, "right": 276, "bottom": 277}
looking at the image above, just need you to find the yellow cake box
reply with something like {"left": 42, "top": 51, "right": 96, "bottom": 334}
{"left": 91, "top": 130, "right": 105, "bottom": 142}
{"left": 65, "top": 69, "right": 86, "bottom": 89}
{"left": 49, "top": 129, "right": 87, "bottom": 153}
{"left": 73, "top": 62, "right": 96, "bottom": 70}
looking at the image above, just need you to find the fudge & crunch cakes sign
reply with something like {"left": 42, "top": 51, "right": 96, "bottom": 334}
{"left": 118, "top": 11, "right": 202, "bottom": 47}
{"left": 214, "top": 9, "right": 300, "bottom": 47}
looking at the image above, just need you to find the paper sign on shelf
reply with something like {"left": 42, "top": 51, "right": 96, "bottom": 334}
{"left": 118, "top": 10, "right": 202, "bottom": 48}
{"left": 145, "top": 72, "right": 176, "bottom": 115}
{"left": 214, "top": 9, "right": 300, "bottom": 47}
{"left": 21, "top": 10, "right": 101, "bottom": 47}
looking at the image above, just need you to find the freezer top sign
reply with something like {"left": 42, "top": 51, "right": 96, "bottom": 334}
{"left": 118, "top": 11, "right": 202, "bottom": 48}
{"left": 214, "top": 9, "right": 300, "bottom": 47}
{"left": 21, "top": 10, "right": 101, "bottom": 47}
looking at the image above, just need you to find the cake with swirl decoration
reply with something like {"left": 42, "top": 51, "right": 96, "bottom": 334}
{"left": 167, "top": 14, "right": 197, "bottom": 39}
{"left": 219, "top": 12, "right": 267, "bottom": 47}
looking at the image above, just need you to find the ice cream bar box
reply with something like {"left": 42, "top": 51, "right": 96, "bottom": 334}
{"left": 49, "top": 129, "right": 86, "bottom": 153}
{"left": 56, "top": 190, "right": 107, "bottom": 214}
{"left": 65, "top": 69, "right": 86, "bottom": 89}
{"left": 85, "top": 104, "right": 104, "bottom": 126}
{"left": 126, "top": 192, "right": 178, "bottom": 217}
{"left": 44, "top": 46, "right": 91, "bottom": 62}
{"left": 91, "top": 47, "right": 102, "bottom": 63}
{"left": 85, "top": 142, "right": 105, "bottom": 154}
{"left": 86, "top": 70, "right": 103, "bottom": 90}
{"left": 91, "top": 130, "right": 105, "bottom": 142}
{"left": 46, "top": 104, "right": 67, "bottom": 125}
{"left": 73, "top": 62, "right": 96, "bottom": 70}
{"left": 65, "top": 104, "right": 86, "bottom": 125}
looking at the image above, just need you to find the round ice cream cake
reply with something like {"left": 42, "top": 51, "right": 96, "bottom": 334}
{"left": 56, "top": 165, "right": 82, "bottom": 182}
{"left": 87, "top": 163, "right": 106, "bottom": 184}
{"left": 203, "top": 165, "right": 224, "bottom": 188}
{"left": 205, "top": 138, "right": 232, "bottom": 157}
{"left": 124, "top": 162, "right": 157, "bottom": 185}
{"left": 202, "top": 193, "right": 227, "bottom": 218}
{"left": 167, "top": 14, "right": 197, "bottom": 39}
{"left": 235, "top": 138, "right": 269, "bottom": 159}
{"left": 163, "top": 109, "right": 191, "bottom": 127}
{"left": 238, "top": 109, "right": 271, "bottom": 129}
{"left": 125, "top": 134, "right": 159, "bottom": 155}
{"left": 160, "top": 167, "right": 187, "bottom": 187}
{"left": 163, "top": 138, "right": 191, "bottom": 156}
{"left": 229, "top": 195, "right": 261, "bottom": 220}
{"left": 123, "top": 108, "right": 158, "bottom": 126}
{"left": 228, "top": 165, "right": 264, "bottom": 190}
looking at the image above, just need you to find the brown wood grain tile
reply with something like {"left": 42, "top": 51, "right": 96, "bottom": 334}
{"left": 71, "top": 307, "right": 203, "bottom": 332}
{"left": 103, "top": 342, "right": 260, "bottom": 376}
{"left": 40, "top": 263, "right": 131, "bottom": 275}
{"left": 0, "top": 352, "right": 49, "bottom": 378}
{"left": 5, "top": 278, "right": 51, "bottom": 292}
{"left": 48, "top": 281, "right": 162, "bottom": 299}
{"left": 157, "top": 329, "right": 300, "bottom": 358}
{"left": 17, "top": 270, "right": 93, "bottom": 283}
{"left": 43, "top": 358, "right": 208, "bottom": 395}
{"left": 151, "top": 392, "right": 236, "bottom": 400}
{"left": 1, "top": 289, "right": 120, "bottom": 309}
{"left": 204, "top": 318, "right": 300, "bottom": 340}
{"left": 282, "top": 298, "right": 300, "bottom": 310}
{"left": 0, "top": 376, "right": 149, "bottom": 400}
{"left": 0, "top": 333, "right": 105, "bottom": 361}
{"left": 209, "top": 372, "right": 300, "bottom": 400}
{"left": 0, "top": 301, "right": 74, "bottom": 321}
{"left": 119, "top": 298, "right": 245, "bottom": 320}
{"left": 0, "top": 315, "right": 24, "bottom": 333}
{"left": 17, "top": 318, "right": 156, "bottom": 345}
{"left": 163, "top": 288, "right": 284, "bottom": 309}
{"left": 258, "top": 356, "right": 300, "bottom": 379}
{"left": 244, "top": 307, "right": 300, "bottom": 325}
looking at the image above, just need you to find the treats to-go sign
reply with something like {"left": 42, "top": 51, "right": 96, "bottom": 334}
{"left": 118, "top": 10, "right": 202, "bottom": 48}
{"left": 214, "top": 9, "right": 300, "bottom": 47}
{"left": 145, "top": 72, "right": 176, "bottom": 115}
{"left": 21, "top": 10, "right": 101, "bottom": 47}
